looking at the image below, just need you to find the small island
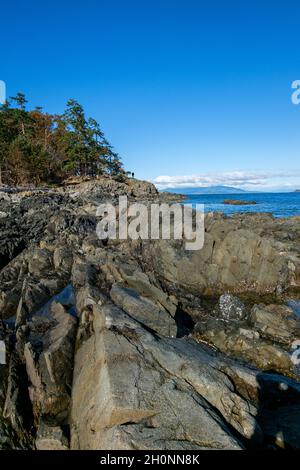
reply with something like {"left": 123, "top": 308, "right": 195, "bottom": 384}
{"left": 223, "top": 199, "right": 257, "bottom": 205}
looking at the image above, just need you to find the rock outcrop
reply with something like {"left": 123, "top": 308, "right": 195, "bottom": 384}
{"left": 0, "top": 178, "right": 300, "bottom": 450}
{"left": 139, "top": 214, "right": 300, "bottom": 296}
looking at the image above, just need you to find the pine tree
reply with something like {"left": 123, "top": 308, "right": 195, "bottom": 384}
{"left": 10, "top": 93, "right": 28, "bottom": 110}
{"left": 0, "top": 93, "right": 125, "bottom": 185}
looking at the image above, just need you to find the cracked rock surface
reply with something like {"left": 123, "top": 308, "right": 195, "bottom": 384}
{"left": 0, "top": 179, "right": 300, "bottom": 449}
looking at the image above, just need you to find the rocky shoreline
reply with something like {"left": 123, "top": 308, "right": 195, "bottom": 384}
{"left": 0, "top": 177, "right": 300, "bottom": 450}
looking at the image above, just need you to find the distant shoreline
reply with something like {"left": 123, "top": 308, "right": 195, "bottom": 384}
{"left": 175, "top": 191, "right": 300, "bottom": 219}
{"left": 161, "top": 189, "right": 300, "bottom": 195}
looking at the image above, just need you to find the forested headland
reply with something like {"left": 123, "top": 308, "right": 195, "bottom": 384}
{"left": 0, "top": 93, "right": 125, "bottom": 186}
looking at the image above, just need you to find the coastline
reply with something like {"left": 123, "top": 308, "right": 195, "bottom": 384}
{"left": 1, "top": 177, "right": 300, "bottom": 450}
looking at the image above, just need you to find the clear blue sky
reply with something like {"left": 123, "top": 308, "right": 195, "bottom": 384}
{"left": 1, "top": 0, "right": 300, "bottom": 190}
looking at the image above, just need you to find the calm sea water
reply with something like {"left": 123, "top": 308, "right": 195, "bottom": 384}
{"left": 182, "top": 192, "right": 300, "bottom": 218}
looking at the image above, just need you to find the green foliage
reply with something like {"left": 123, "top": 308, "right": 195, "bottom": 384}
{"left": 0, "top": 93, "right": 124, "bottom": 185}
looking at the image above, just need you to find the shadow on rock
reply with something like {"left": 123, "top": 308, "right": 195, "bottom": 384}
{"left": 253, "top": 372, "right": 300, "bottom": 449}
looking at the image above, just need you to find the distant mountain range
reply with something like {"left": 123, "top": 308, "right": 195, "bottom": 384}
{"left": 163, "top": 185, "right": 247, "bottom": 195}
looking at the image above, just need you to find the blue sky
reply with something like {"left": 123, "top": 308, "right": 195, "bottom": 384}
{"left": 1, "top": 0, "right": 300, "bottom": 190}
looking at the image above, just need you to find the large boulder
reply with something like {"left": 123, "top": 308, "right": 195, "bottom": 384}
{"left": 139, "top": 215, "right": 300, "bottom": 296}
{"left": 70, "top": 299, "right": 265, "bottom": 449}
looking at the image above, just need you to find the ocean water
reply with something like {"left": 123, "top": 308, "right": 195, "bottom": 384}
{"left": 182, "top": 192, "right": 300, "bottom": 218}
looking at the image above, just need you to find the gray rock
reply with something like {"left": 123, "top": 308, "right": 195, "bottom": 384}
{"left": 0, "top": 340, "right": 5, "bottom": 365}
{"left": 117, "top": 265, "right": 178, "bottom": 316}
{"left": 139, "top": 215, "right": 300, "bottom": 296}
{"left": 193, "top": 318, "right": 296, "bottom": 378}
{"left": 219, "top": 294, "right": 246, "bottom": 321}
{"left": 1, "top": 179, "right": 300, "bottom": 450}
{"left": 250, "top": 304, "right": 300, "bottom": 346}
{"left": 110, "top": 284, "right": 177, "bottom": 337}
{"left": 24, "top": 302, "right": 77, "bottom": 424}
{"left": 35, "top": 421, "right": 69, "bottom": 450}
{"left": 71, "top": 303, "right": 244, "bottom": 450}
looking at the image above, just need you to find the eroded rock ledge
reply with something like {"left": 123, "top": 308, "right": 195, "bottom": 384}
{"left": 0, "top": 179, "right": 300, "bottom": 449}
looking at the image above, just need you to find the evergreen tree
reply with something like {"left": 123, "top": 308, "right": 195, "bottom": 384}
{"left": 10, "top": 92, "right": 28, "bottom": 110}
{"left": 0, "top": 93, "right": 125, "bottom": 185}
